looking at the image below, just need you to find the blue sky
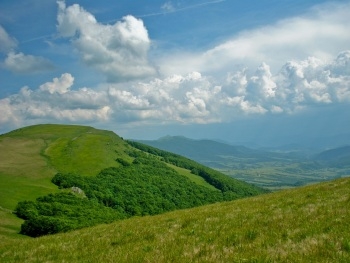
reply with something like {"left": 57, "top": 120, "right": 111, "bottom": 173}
{"left": 1, "top": 0, "right": 350, "bottom": 147}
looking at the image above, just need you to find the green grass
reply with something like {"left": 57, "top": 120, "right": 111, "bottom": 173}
{"left": 0, "top": 136, "right": 57, "bottom": 211}
{"left": 0, "top": 124, "right": 130, "bottom": 238}
{"left": 45, "top": 129, "right": 127, "bottom": 176}
{"left": 0, "top": 172, "right": 57, "bottom": 210}
{"left": 167, "top": 163, "right": 218, "bottom": 191}
{"left": 1, "top": 177, "right": 350, "bottom": 262}
{"left": 0, "top": 210, "right": 28, "bottom": 242}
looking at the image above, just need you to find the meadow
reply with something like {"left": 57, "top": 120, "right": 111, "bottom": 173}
{"left": 1, "top": 177, "right": 350, "bottom": 262}
{"left": 0, "top": 124, "right": 129, "bottom": 239}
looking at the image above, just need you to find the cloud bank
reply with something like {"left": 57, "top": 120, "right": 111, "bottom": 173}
{"left": 1, "top": 51, "right": 349, "bottom": 130}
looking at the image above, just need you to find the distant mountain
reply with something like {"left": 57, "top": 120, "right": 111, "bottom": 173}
{"left": 314, "top": 145, "right": 350, "bottom": 167}
{"left": 142, "top": 135, "right": 253, "bottom": 158}
{"left": 137, "top": 136, "right": 350, "bottom": 189}
{"left": 136, "top": 136, "right": 300, "bottom": 168}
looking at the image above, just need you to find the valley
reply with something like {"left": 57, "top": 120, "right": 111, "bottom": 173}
{"left": 138, "top": 136, "right": 350, "bottom": 190}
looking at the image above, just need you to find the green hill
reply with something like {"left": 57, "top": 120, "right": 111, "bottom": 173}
{"left": 0, "top": 124, "right": 265, "bottom": 239}
{"left": 1, "top": 177, "right": 350, "bottom": 262}
{"left": 0, "top": 124, "right": 130, "bottom": 208}
{"left": 0, "top": 124, "right": 130, "bottom": 239}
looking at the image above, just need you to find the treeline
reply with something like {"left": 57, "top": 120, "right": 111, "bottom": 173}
{"left": 127, "top": 140, "right": 268, "bottom": 199}
{"left": 15, "top": 193, "right": 122, "bottom": 237}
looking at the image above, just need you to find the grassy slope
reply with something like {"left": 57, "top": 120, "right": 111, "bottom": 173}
{"left": 1, "top": 177, "right": 350, "bottom": 262}
{"left": 1, "top": 124, "right": 243, "bottom": 240}
{"left": 0, "top": 124, "right": 129, "bottom": 238}
{"left": 166, "top": 163, "right": 218, "bottom": 191}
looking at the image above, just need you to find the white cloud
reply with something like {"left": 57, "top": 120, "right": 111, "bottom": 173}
{"left": 40, "top": 73, "right": 74, "bottom": 94}
{"left": 0, "top": 73, "right": 111, "bottom": 130}
{"left": 4, "top": 51, "right": 55, "bottom": 74}
{"left": 157, "top": 2, "right": 350, "bottom": 76}
{"left": 0, "top": 98, "right": 20, "bottom": 127}
{"left": 1, "top": 51, "right": 350, "bottom": 130}
{"left": 56, "top": 1, "right": 156, "bottom": 82}
{"left": 0, "top": 25, "right": 17, "bottom": 53}
{"left": 276, "top": 51, "right": 350, "bottom": 108}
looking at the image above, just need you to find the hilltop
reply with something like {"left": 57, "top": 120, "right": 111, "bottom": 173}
{"left": 0, "top": 124, "right": 129, "bottom": 238}
{"left": 0, "top": 124, "right": 265, "bottom": 238}
{"left": 1, "top": 177, "right": 350, "bottom": 262}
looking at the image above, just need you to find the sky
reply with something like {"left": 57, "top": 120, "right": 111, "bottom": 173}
{"left": 0, "top": 0, "right": 350, "bottom": 148}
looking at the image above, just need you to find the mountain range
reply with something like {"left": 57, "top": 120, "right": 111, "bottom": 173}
{"left": 137, "top": 136, "right": 350, "bottom": 189}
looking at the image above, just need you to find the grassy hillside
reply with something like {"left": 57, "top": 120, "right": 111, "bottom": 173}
{"left": 0, "top": 124, "right": 265, "bottom": 239}
{"left": 1, "top": 177, "right": 350, "bottom": 262}
{"left": 0, "top": 124, "right": 129, "bottom": 205}
{"left": 0, "top": 124, "right": 131, "bottom": 239}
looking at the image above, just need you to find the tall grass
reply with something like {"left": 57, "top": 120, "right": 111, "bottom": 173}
{"left": 1, "top": 177, "right": 350, "bottom": 262}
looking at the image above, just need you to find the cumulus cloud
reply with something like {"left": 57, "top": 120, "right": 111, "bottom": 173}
{"left": 0, "top": 73, "right": 111, "bottom": 130}
{"left": 3, "top": 51, "right": 55, "bottom": 74}
{"left": 56, "top": 1, "right": 156, "bottom": 82}
{"left": 39, "top": 73, "right": 74, "bottom": 94}
{"left": 1, "top": 51, "right": 350, "bottom": 130}
{"left": 158, "top": 2, "right": 350, "bottom": 76}
{"left": 0, "top": 25, "right": 17, "bottom": 53}
{"left": 103, "top": 51, "right": 350, "bottom": 123}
